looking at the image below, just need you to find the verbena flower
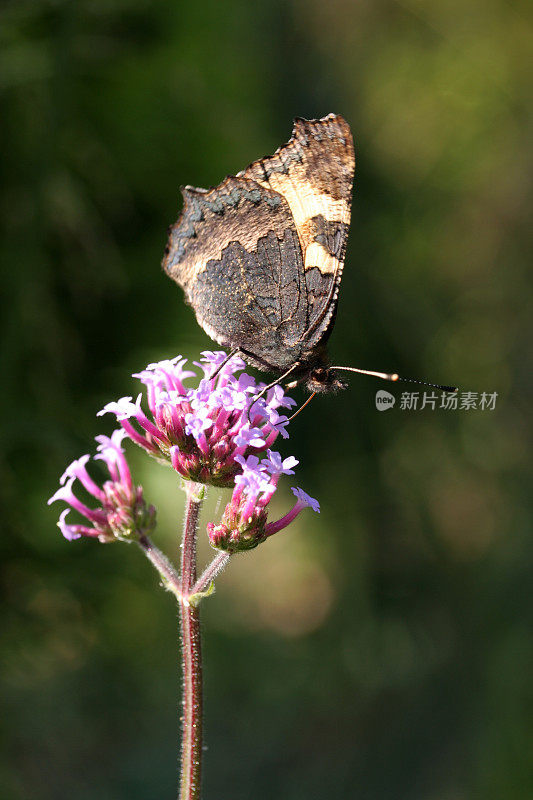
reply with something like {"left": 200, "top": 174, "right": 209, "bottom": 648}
{"left": 97, "top": 351, "right": 297, "bottom": 488}
{"left": 48, "top": 430, "right": 155, "bottom": 542}
{"left": 52, "top": 351, "right": 319, "bottom": 553}
{"left": 207, "top": 451, "right": 320, "bottom": 554}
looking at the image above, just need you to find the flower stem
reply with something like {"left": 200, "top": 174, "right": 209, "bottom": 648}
{"left": 192, "top": 552, "right": 231, "bottom": 596}
{"left": 179, "top": 484, "right": 204, "bottom": 800}
{"left": 138, "top": 534, "right": 183, "bottom": 600}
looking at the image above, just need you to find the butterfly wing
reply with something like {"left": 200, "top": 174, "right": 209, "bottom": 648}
{"left": 239, "top": 114, "right": 355, "bottom": 350}
{"left": 162, "top": 177, "right": 310, "bottom": 372}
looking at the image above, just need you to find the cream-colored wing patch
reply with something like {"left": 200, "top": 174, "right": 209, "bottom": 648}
{"left": 238, "top": 114, "right": 355, "bottom": 280}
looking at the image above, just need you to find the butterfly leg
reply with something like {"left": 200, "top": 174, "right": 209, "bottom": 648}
{"left": 247, "top": 362, "right": 302, "bottom": 423}
{"left": 208, "top": 348, "right": 242, "bottom": 382}
{"left": 287, "top": 391, "right": 317, "bottom": 421}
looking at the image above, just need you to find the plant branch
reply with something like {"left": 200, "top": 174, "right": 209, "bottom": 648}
{"left": 138, "top": 534, "right": 183, "bottom": 601}
{"left": 192, "top": 551, "right": 231, "bottom": 596}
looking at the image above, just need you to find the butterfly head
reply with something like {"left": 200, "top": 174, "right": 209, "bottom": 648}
{"left": 304, "top": 366, "right": 347, "bottom": 394}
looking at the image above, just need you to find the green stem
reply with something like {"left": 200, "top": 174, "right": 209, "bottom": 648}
{"left": 179, "top": 484, "right": 204, "bottom": 800}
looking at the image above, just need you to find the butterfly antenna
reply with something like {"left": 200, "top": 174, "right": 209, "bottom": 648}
{"left": 246, "top": 362, "right": 303, "bottom": 424}
{"left": 208, "top": 348, "right": 241, "bottom": 382}
{"left": 287, "top": 392, "right": 317, "bottom": 422}
{"left": 330, "top": 367, "right": 457, "bottom": 394}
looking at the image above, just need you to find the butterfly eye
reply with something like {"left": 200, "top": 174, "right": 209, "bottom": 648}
{"left": 313, "top": 368, "right": 328, "bottom": 381}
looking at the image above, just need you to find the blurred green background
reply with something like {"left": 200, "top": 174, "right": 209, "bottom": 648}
{"left": 1, "top": 1, "right": 532, "bottom": 798}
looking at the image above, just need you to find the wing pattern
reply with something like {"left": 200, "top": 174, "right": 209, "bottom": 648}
{"left": 238, "top": 114, "right": 355, "bottom": 345}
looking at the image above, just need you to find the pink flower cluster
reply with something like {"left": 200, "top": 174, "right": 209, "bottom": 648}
{"left": 48, "top": 430, "right": 155, "bottom": 542}
{"left": 49, "top": 351, "right": 320, "bottom": 551}
{"left": 97, "top": 351, "right": 295, "bottom": 487}
{"left": 208, "top": 471, "right": 320, "bottom": 553}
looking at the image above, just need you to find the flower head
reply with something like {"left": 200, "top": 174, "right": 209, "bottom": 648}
{"left": 48, "top": 430, "right": 155, "bottom": 542}
{"left": 98, "top": 351, "right": 297, "bottom": 488}
{"left": 207, "top": 451, "right": 319, "bottom": 554}
{"left": 60, "top": 350, "right": 318, "bottom": 553}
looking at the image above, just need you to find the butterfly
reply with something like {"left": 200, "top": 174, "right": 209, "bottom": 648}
{"left": 162, "top": 113, "right": 359, "bottom": 394}
{"left": 162, "top": 114, "right": 456, "bottom": 400}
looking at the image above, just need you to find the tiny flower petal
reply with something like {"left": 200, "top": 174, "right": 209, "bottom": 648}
{"left": 291, "top": 486, "right": 320, "bottom": 513}
{"left": 48, "top": 481, "right": 75, "bottom": 506}
{"left": 234, "top": 426, "right": 266, "bottom": 448}
{"left": 185, "top": 411, "right": 213, "bottom": 441}
{"left": 97, "top": 397, "right": 136, "bottom": 420}
{"left": 198, "top": 350, "right": 246, "bottom": 374}
{"left": 199, "top": 351, "right": 229, "bottom": 368}
{"left": 60, "top": 454, "right": 90, "bottom": 485}
{"left": 266, "top": 384, "right": 297, "bottom": 409}
{"left": 57, "top": 509, "right": 84, "bottom": 540}
{"left": 236, "top": 373, "right": 257, "bottom": 393}
{"left": 263, "top": 450, "right": 298, "bottom": 475}
{"left": 271, "top": 415, "right": 290, "bottom": 439}
{"left": 234, "top": 454, "right": 262, "bottom": 472}
{"left": 94, "top": 428, "right": 127, "bottom": 458}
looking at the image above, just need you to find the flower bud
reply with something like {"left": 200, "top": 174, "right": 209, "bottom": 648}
{"left": 207, "top": 505, "right": 268, "bottom": 553}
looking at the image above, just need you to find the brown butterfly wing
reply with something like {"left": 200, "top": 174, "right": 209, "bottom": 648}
{"left": 163, "top": 177, "right": 310, "bottom": 371}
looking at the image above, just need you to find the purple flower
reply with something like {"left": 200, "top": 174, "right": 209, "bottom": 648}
{"left": 207, "top": 450, "right": 319, "bottom": 554}
{"left": 48, "top": 431, "right": 156, "bottom": 543}
{"left": 184, "top": 410, "right": 213, "bottom": 440}
{"left": 98, "top": 350, "right": 297, "bottom": 488}
{"left": 266, "top": 385, "right": 297, "bottom": 410}
{"left": 75, "top": 350, "right": 318, "bottom": 553}
{"left": 233, "top": 453, "right": 261, "bottom": 473}
{"left": 263, "top": 450, "right": 298, "bottom": 476}
{"left": 291, "top": 486, "right": 321, "bottom": 513}
{"left": 233, "top": 426, "right": 266, "bottom": 449}
{"left": 134, "top": 356, "right": 196, "bottom": 396}
{"left": 194, "top": 351, "right": 245, "bottom": 377}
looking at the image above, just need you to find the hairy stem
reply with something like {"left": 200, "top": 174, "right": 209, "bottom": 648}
{"left": 138, "top": 534, "right": 183, "bottom": 600}
{"left": 192, "top": 552, "right": 231, "bottom": 596}
{"left": 179, "top": 484, "right": 204, "bottom": 800}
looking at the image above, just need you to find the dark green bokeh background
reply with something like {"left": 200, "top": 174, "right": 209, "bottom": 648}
{"left": 1, "top": 1, "right": 532, "bottom": 798}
